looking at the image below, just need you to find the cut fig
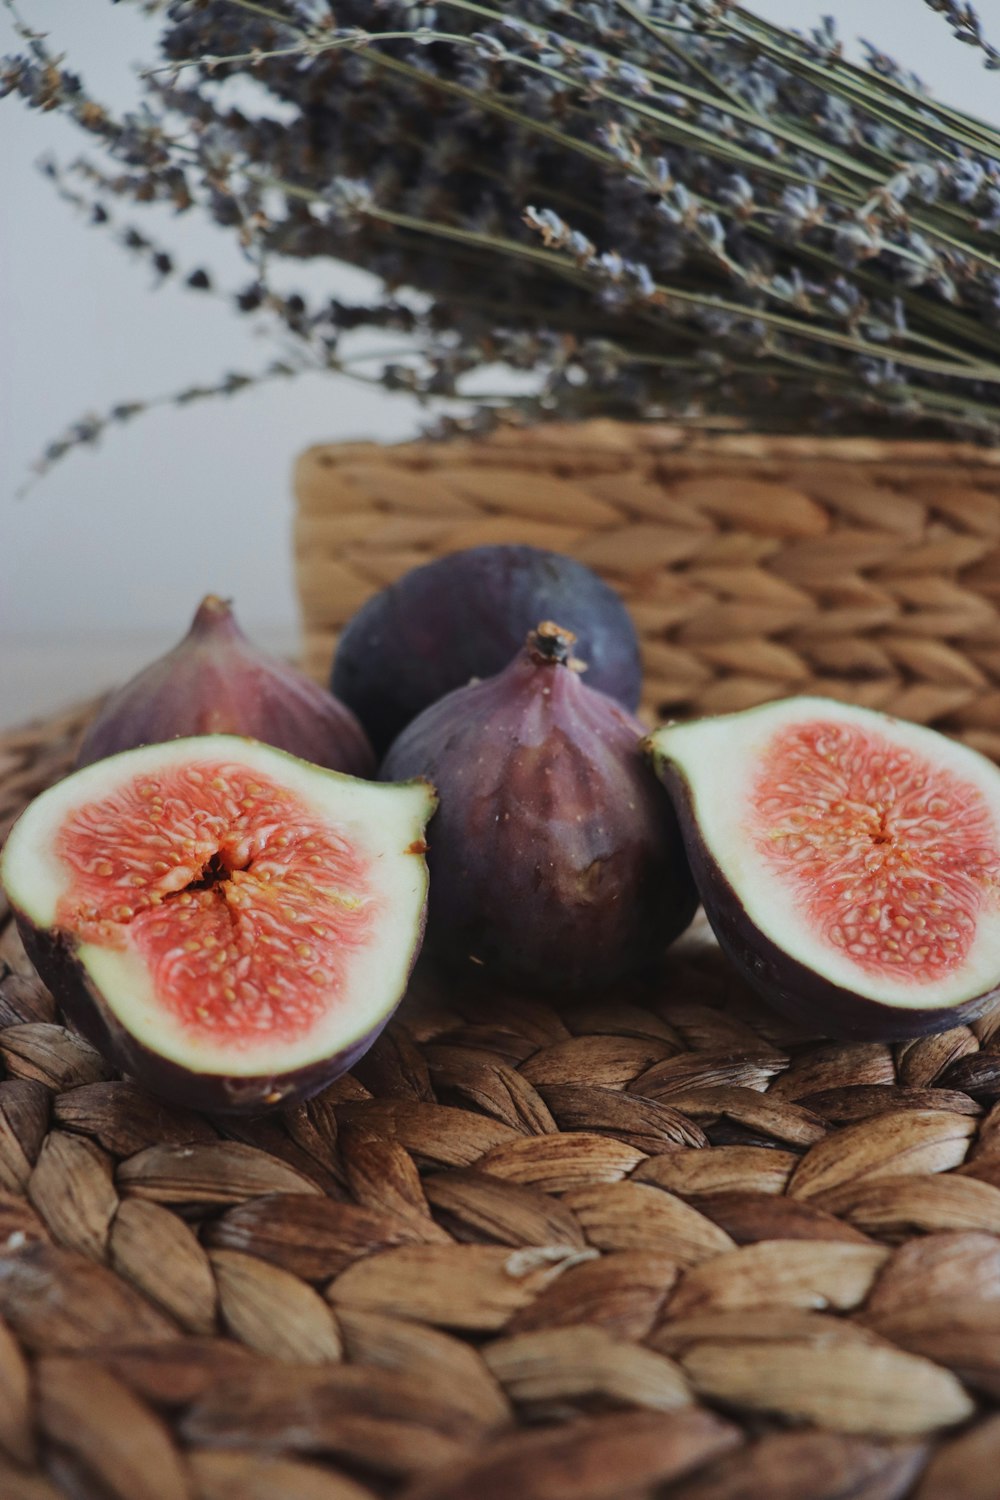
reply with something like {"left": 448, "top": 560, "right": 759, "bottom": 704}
{"left": 1, "top": 736, "right": 434, "bottom": 1111}
{"left": 649, "top": 697, "right": 1000, "bottom": 1041}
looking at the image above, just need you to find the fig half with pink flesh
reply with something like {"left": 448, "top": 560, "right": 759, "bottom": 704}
{"left": 649, "top": 697, "right": 1000, "bottom": 1041}
{"left": 1, "top": 736, "right": 434, "bottom": 1112}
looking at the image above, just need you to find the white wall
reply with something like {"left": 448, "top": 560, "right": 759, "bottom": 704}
{"left": 2, "top": 1, "right": 997, "bottom": 727}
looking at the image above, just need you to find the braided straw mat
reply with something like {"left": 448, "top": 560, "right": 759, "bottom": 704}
{"left": 4, "top": 432, "right": 1000, "bottom": 1499}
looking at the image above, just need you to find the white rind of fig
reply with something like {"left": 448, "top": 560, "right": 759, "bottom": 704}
{"left": 648, "top": 696, "right": 1000, "bottom": 1041}
{"left": 1, "top": 735, "right": 435, "bottom": 1111}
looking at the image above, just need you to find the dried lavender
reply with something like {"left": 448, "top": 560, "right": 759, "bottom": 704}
{"left": 4, "top": 0, "right": 1000, "bottom": 474}
{"left": 923, "top": 2, "right": 1000, "bottom": 70}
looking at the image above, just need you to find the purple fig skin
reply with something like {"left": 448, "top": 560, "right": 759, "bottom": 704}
{"left": 77, "top": 595, "right": 374, "bottom": 778}
{"left": 655, "top": 757, "right": 1000, "bottom": 1043}
{"left": 381, "top": 623, "right": 697, "bottom": 991}
{"left": 12, "top": 899, "right": 425, "bottom": 1114}
{"left": 333, "top": 545, "right": 642, "bottom": 756}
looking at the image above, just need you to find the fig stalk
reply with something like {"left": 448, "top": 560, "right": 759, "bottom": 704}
{"left": 527, "top": 620, "right": 585, "bottom": 670}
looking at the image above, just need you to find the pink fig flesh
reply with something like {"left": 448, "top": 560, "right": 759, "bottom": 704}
{"left": 77, "top": 595, "right": 374, "bottom": 778}
{"left": 381, "top": 621, "right": 697, "bottom": 991}
{"left": 1, "top": 736, "right": 434, "bottom": 1112}
{"left": 650, "top": 697, "right": 1000, "bottom": 1041}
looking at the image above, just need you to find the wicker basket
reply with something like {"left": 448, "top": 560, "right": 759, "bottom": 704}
{"left": 6, "top": 425, "right": 1000, "bottom": 1497}
{"left": 295, "top": 422, "right": 1000, "bottom": 760}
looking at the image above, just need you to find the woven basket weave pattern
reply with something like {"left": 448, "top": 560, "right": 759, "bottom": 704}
{"left": 295, "top": 423, "right": 1000, "bottom": 762}
{"left": 1, "top": 702, "right": 1000, "bottom": 1494}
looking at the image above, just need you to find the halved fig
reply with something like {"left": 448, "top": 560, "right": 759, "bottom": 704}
{"left": 0, "top": 736, "right": 434, "bottom": 1111}
{"left": 649, "top": 697, "right": 1000, "bottom": 1041}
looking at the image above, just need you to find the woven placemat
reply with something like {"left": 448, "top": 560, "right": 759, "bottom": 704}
{"left": 3, "top": 704, "right": 1000, "bottom": 1500}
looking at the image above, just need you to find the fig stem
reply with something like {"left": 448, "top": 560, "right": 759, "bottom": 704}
{"left": 190, "top": 594, "right": 247, "bottom": 646}
{"left": 193, "top": 594, "right": 235, "bottom": 627}
{"left": 528, "top": 620, "right": 577, "bottom": 668}
{"left": 527, "top": 620, "right": 589, "bottom": 674}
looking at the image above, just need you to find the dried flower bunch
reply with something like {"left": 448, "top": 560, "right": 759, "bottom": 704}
{"left": 4, "top": 0, "right": 1000, "bottom": 471}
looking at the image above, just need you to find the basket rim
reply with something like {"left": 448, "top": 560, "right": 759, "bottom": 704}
{"left": 297, "top": 420, "right": 1000, "bottom": 469}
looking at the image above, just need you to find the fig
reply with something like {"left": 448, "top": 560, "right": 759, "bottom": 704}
{"left": 78, "top": 595, "right": 374, "bottom": 778}
{"left": 332, "top": 544, "right": 642, "bottom": 755}
{"left": 649, "top": 696, "right": 1000, "bottom": 1041}
{"left": 381, "top": 621, "right": 696, "bottom": 990}
{"left": 0, "top": 736, "right": 434, "bottom": 1112}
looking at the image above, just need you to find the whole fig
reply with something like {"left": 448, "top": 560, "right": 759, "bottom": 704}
{"left": 381, "top": 622, "right": 697, "bottom": 990}
{"left": 333, "top": 544, "right": 642, "bottom": 756}
{"left": 77, "top": 595, "right": 374, "bottom": 777}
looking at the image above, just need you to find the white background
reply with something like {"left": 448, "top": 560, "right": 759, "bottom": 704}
{"left": 2, "top": 1, "right": 998, "bottom": 728}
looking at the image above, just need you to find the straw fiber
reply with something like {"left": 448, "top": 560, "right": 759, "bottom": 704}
{"left": 295, "top": 422, "right": 1000, "bottom": 758}
{"left": 4, "top": 694, "right": 1000, "bottom": 1498}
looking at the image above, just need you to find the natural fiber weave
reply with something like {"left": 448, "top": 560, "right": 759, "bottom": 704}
{"left": 295, "top": 422, "right": 1000, "bottom": 761}
{"left": 5, "top": 703, "right": 1000, "bottom": 1497}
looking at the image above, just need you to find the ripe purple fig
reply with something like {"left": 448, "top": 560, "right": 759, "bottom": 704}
{"left": 77, "top": 595, "right": 374, "bottom": 778}
{"left": 381, "top": 621, "right": 697, "bottom": 990}
{"left": 333, "top": 544, "right": 643, "bottom": 756}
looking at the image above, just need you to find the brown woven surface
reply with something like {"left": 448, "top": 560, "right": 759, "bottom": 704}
{"left": 295, "top": 422, "right": 1000, "bottom": 761}
{"left": 5, "top": 704, "right": 1000, "bottom": 1497}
